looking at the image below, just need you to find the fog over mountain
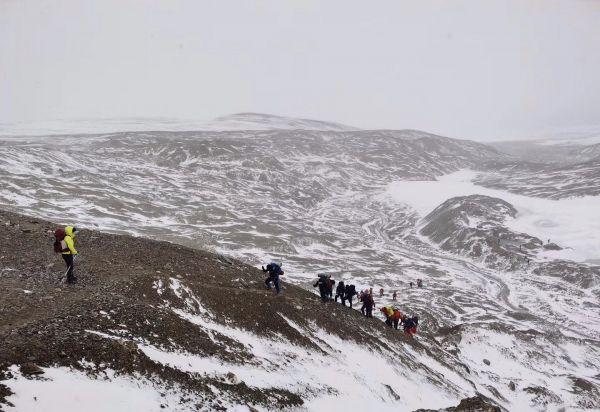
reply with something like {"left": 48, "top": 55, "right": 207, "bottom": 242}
{"left": 1, "top": 114, "right": 599, "bottom": 411}
{"left": 3, "top": 1, "right": 600, "bottom": 140}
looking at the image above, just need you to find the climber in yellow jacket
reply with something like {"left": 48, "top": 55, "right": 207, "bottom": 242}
{"left": 380, "top": 305, "right": 402, "bottom": 329}
{"left": 55, "top": 226, "right": 79, "bottom": 283}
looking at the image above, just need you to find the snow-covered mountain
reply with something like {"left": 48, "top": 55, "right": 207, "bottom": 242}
{"left": 474, "top": 157, "right": 600, "bottom": 199}
{"left": 490, "top": 126, "right": 600, "bottom": 164}
{"left": 419, "top": 195, "right": 545, "bottom": 270}
{"left": 568, "top": 143, "right": 600, "bottom": 163}
{"left": 529, "top": 126, "right": 600, "bottom": 146}
{"left": 1, "top": 115, "right": 599, "bottom": 411}
{"left": 203, "top": 112, "right": 360, "bottom": 132}
{"left": 0, "top": 113, "right": 359, "bottom": 137}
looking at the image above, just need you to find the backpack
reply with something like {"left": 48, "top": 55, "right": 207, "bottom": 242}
{"left": 383, "top": 306, "right": 394, "bottom": 317}
{"left": 348, "top": 285, "right": 356, "bottom": 296}
{"left": 53, "top": 228, "right": 68, "bottom": 253}
{"left": 404, "top": 317, "right": 417, "bottom": 328}
{"left": 270, "top": 262, "right": 282, "bottom": 276}
{"left": 318, "top": 273, "right": 330, "bottom": 280}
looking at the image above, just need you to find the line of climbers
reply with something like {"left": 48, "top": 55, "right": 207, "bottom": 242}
{"left": 379, "top": 305, "right": 419, "bottom": 335}
{"left": 52, "top": 227, "right": 420, "bottom": 335}
{"left": 377, "top": 279, "right": 424, "bottom": 301}
{"left": 313, "top": 274, "right": 358, "bottom": 306}
{"left": 313, "top": 273, "right": 419, "bottom": 335}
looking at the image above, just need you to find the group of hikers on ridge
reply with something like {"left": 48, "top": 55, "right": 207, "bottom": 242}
{"left": 313, "top": 274, "right": 358, "bottom": 307}
{"left": 52, "top": 226, "right": 418, "bottom": 334}
{"left": 313, "top": 273, "right": 420, "bottom": 335}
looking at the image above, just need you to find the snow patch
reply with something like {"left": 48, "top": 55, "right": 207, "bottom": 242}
{"left": 3, "top": 365, "right": 196, "bottom": 412}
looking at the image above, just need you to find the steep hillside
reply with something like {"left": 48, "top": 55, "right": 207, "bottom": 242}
{"left": 0, "top": 209, "right": 497, "bottom": 412}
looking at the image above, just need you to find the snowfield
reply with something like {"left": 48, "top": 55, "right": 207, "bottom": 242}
{"left": 4, "top": 365, "right": 200, "bottom": 412}
{"left": 384, "top": 169, "right": 600, "bottom": 263}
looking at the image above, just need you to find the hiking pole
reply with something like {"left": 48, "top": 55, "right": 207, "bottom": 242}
{"left": 63, "top": 265, "right": 72, "bottom": 281}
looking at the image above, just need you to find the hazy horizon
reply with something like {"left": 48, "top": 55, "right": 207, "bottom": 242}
{"left": 2, "top": 112, "right": 600, "bottom": 144}
{"left": 2, "top": 0, "right": 599, "bottom": 141}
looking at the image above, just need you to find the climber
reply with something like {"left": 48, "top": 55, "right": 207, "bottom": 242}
{"left": 391, "top": 308, "right": 402, "bottom": 330}
{"left": 344, "top": 284, "right": 357, "bottom": 308}
{"left": 392, "top": 291, "right": 397, "bottom": 301}
{"left": 379, "top": 288, "right": 384, "bottom": 297}
{"left": 54, "top": 226, "right": 79, "bottom": 284}
{"left": 416, "top": 279, "right": 423, "bottom": 288}
{"left": 314, "top": 273, "right": 330, "bottom": 303}
{"left": 326, "top": 277, "right": 335, "bottom": 301}
{"left": 363, "top": 291, "right": 375, "bottom": 318}
{"left": 401, "top": 315, "right": 419, "bottom": 335}
{"left": 335, "top": 281, "right": 346, "bottom": 305}
{"left": 262, "top": 262, "right": 284, "bottom": 294}
{"left": 359, "top": 290, "right": 366, "bottom": 315}
{"left": 380, "top": 305, "right": 395, "bottom": 327}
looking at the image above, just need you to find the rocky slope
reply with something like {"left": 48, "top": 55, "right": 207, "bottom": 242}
{"left": 0, "top": 209, "right": 501, "bottom": 412}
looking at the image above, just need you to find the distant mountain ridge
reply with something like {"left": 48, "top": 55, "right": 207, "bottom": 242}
{"left": 0, "top": 112, "right": 361, "bottom": 136}
{"left": 204, "top": 112, "right": 361, "bottom": 132}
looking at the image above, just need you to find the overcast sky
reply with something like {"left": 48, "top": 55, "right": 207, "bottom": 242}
{"left": 1, "top": 0, "right": 599, "bottom": 140}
